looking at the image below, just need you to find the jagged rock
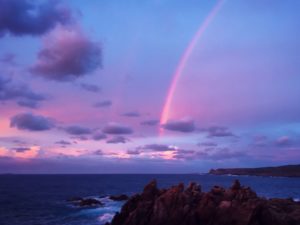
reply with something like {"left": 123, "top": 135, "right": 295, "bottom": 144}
{"left": 109, "top": 194, "right": 129, "bottom": 201}
{"left": 141, "top": 179, "right": 159, "bottom": 200}
{"left": 211, "top": 185, "right": 225, "bottom": 195}
{"left": 108, "top": 180, "right": 300, "bottom": 225}
{"left": 231, "top": 179, "right": 241, "bottom": 190}
{"left": 76, "top": 198, "right": 103, "bottom": 207}
{"left": 186, "top": 182, "right": 201, "bottom": 194}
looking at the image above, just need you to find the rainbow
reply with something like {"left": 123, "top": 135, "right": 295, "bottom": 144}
{"left": 159, "top": 0, "right": 225, "bottom": 133}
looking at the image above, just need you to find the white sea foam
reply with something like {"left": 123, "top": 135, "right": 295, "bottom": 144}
{"left": 294, "top": 198, "right": 300, "bottom": 202}
{"left": 73, "top": 196, "right": 123, "bottom": 224}
{"left": 98, "top": 213, "right": 115, "bottom": 223}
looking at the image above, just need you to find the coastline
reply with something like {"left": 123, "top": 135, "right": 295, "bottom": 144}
{"left": 209, "top": 164, "right": 300, "bottom": 177}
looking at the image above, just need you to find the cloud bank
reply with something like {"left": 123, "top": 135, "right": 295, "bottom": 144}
{"left": 0, "top": 0, "right": 71, "bottom": 36}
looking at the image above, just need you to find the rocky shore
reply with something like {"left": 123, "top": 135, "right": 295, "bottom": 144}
{"left": 107, "top": 180, "right": 300, "bottom": 225}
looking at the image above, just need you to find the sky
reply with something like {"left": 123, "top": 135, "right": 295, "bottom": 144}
{"left": 0, "top": 0, "right": 300, "bottom": 173}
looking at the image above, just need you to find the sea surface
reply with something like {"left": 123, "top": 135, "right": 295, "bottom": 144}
{"left": 1, "top": 174, "right": 300, "bottom": 225}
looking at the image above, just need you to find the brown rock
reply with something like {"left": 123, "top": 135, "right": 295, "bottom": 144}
{"left": 211, "top": 185, "right": 225, "bottom": 195}
{"left": 231, "top": 179, "right": 241, "bottom": 190}
{"left": 219, "top": 200, "right": 231, "bottom": 209}
{"left": 108, "top": 179, "right": 300, "bottom": 225}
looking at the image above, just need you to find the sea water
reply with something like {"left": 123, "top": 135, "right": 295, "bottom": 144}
{"left": 1, "top": 174, "right": 300, "bottom": 225}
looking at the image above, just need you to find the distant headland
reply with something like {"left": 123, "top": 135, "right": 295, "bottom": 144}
{"left": 209, "top": 164, "right": 300, "bottom": 177}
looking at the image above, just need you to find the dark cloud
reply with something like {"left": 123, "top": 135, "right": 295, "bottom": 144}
{"left": 10, "top": 113, "right": 55, "bottom": 131}
{"left": 64, "top": 125, "right": 92, "bottom": 135}
{"left": 93, "top": 149, "right": 103, "bottom": 156}
{"left": 0, "top": 0, "right": 71, "bottom": 36}
{"left": 102, "top": 123, "right": 133, "bottom": 135}
{"left": 205, "top": 126, "right": 235, "bottom": 138}
{"left": 106, "top": 136, "right": 129, "bottom": 144}
{"left": 198, "top": 142, "right": 218, "bottom": 147}
{"left": 140, "top": 119, "right": 159, "bottom": 126}
{"left": 173, "top": 147, "right": 246, "bottom": 161}
{"left": 93, "top": 100, "right": 112, "bottom": 108}
{"left": 162, "top": 119, "right": 195, "bottom": 132}
{"left": 30, "top": 26, "right": 102, "bottom": 81}
{"left": 55, "top": 140, "right": 71, "bottom": 145}
{"left": 92, "top": 133, "right": 107, "bottom": 140}
{"left": 135, "top": 144, "right": 246, "bottom": 161}
{"left": 127, "top": 149, "right": 142, "bottom": 155}
{"left": 80, "top": 83, "right": 101, "bottom": 93}
{"left": 0, "top": 76, "right": 45, "bottom": 105}
{"left": 122, "top": 111, "right": 140, "bottom": 117}
{"left": 275, "top": 136, "right": 291, "bottom": 147}
{"left": 11, "top": 147, "right": 30, "bottom": 152}
{"left": 139, "top": 144, "right": 177, "bottom": 152}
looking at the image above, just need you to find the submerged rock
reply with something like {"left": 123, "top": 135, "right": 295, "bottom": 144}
{"left": 68, "top": 197, "right": 103, "bottom": 207}
{"left": 108, "top": 179, "right": 300, "bottom": 225}
{"left": 67, "top": 196, "right": 83, "bottom": 202}
{"left": 109, "top": 194, "right": 129, "bottom": 201}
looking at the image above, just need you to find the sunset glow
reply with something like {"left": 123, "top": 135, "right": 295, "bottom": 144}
{"left": 1, "top": 0, "right": 300, "bottom": 173}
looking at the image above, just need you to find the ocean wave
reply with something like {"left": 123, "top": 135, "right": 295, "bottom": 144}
{"left": 71, "top": 196, "right": 124, "bottom": 224}
{"left": 98, "top": 213, "right": 115, "bottom": 223}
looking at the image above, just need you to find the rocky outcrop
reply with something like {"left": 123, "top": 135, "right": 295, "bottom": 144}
{"left": 107, "top": 180, "right": 300, "bottom": 225}
{"left": 109, "top": 194, "right": 129, "bottom": 201}
{"left": 68, "top": 197, "right": 103, "bottom": 207}
{"left": 209, "top": 164, "right": 300, "bottom": 177}
{"left": 78, "top": 198, "right": 103, "bottom": 207}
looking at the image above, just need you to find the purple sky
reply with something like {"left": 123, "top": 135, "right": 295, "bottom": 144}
{"left": 0, "top": 0, "right": 300, "bottom": 173}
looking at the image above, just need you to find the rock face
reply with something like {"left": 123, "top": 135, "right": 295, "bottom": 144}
{"left": 108, "top": 180, "right": 300, "bottom": 225}
{"left": 209, "top": 164, "right": 300, "bottom": 177}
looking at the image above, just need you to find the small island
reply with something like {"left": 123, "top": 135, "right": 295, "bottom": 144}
{"left": 209, "top": 164, "right": 300, "bottom": 177}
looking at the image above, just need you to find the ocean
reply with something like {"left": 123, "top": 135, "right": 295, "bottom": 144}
{"left": 1, "top": 174, "right": 300, "bottom": 225}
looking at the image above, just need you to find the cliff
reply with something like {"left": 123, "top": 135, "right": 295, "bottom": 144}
{"left": 107, "top": 180, "right": 300, "bottom": 225}
{"left": 209, "top": 164, "right": 300, "bottom": 177}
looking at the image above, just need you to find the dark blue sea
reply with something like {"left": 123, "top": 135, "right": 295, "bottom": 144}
{"left": 1, "top": 174, "right": 300, "bottom": 225}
